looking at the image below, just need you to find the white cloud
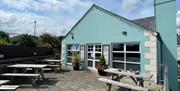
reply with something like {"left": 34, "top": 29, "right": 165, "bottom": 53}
{"left": 0, "top": 0, "right": 93, "bottom": 36}
{"left": 139, "top": 8, "right": 154, "bottom": 18}
{"left": 1, "top": 0, "right": 92, "bottom": 12}
{"left": 121, "top": 0, "right": 141, "bottom": 12}
{"left": 177, "top": 29, "right": 180, "bottom": 34}
{"left": 0, "top": 10, "right": 76, "bottom": 36}
{"left": 177, "top": 10, "right": 180, "bottom": 34}
{"left": 177, "top": 10, "right": 180, "bottom": 26}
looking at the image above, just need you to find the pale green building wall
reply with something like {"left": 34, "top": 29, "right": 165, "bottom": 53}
{"left": 155, "top": 0, "right": 178, "bottom": 90}
{"left": 63, "top": 6, "right": 154, "bottom": 74}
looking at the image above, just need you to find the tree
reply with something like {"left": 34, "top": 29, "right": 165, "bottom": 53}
{"left": 10, "top": 34, "right": 37, "bottom": 47}
{"left": 0, "top": 38, "right": 8, "bottom": 45}
{"left": 40, "top": 33, "right": 62, "bottom": 49}
{"left": 0, "top": 31, "right": 9, "bottom": 42}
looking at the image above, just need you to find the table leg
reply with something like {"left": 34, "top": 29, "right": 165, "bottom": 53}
{"left": 130, "top": 76, "right": 138, "bottom": 85}
{"left": 137, "top": 78, "right": 144, "bottom": 87}
{"left": 59, "top": 62, "right": 62, "bottom": 71}
{"left": 106, "top": 83, "right": 112, "bottom": 91}
{"left": 112, "top": 74, "right": 119, "bottom": 81}
{"left": 40, "top": 68, "right": 45, "bottom": 80}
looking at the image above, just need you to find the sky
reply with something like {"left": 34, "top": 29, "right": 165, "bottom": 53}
{"left": 0, "top": 0, "right": 180, "bottom": 36}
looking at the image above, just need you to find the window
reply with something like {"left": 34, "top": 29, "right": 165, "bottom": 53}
{"left": 113, "top": 44, "right": 124, "bottom": 51}
{"left": 67, "top": 44, "right": 80, "bottom": 63}
{"left": 112, "top": 43, "right": 140, "bottom": 71}
{"left": 87, "top": 44, "right": 102, "bottom": 68}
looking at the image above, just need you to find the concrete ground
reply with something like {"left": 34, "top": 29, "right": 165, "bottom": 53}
{"left": 13, "top": 67, "right": 163, "bottom": 91}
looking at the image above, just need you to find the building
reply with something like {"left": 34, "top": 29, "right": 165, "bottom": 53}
{"left": 61, "top": 2, "right": 179, "bottom": 89}
{"left": 62, "top": 5, "right": 159, "bottom": 81}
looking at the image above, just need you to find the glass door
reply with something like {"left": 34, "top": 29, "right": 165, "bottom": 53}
{"left": 87, "top": 44, "right": 102, "bottom": 69}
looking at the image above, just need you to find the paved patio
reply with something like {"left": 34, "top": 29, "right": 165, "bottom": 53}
{"left": 13, "top": 67, "right": 164, "bottom": 91}
{"left": 15, "top": 67, "right": 105, "bottom": 91}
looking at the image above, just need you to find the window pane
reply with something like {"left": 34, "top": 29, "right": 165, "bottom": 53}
{"left": 113, "top": 62, "right": 124, "bottom": 69}
{"left": 95, "top": 53, "right": 101, "bottom": 60}
{"left": 113, "top": 53, "right": 124, "bottom": 61}
{"left": 68, "top": 44, "right": 80, "bottom": 51}
{"left": 113, "top": 44, "right": 124, "bottom": 51}
{"left": 95, "top": 61, "right": 99, "bottom": 67}
{"left": 88, "top": 53, "right": 93, "bottom": 59}
{"left": 88, "top": 60, "right": 93, "bottom": 67}
{"left": 126, "top": 63, "right": 140, "bottom": 71}
{"left": 126, "top": 53, "right": 140, "bottom": 62}
{"left": 67, "top": 45, "right": 72, "bottom": 50}
{"left": 67, "top": 58, "right": 72, "bottom": 63}
{"left": 67, "top": 51, "right": 73, "bottom": 56}
{"left": 88, "top": 45, "right": 93, "bottom": 52}
{"left": 95, "top": 45, "right": 101, "bottom": 52}
{"left": 126, "top": 44, "right": 139, "bottom": 51}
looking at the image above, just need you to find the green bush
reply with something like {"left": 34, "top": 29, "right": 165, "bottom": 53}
{"left": 99, "top": 55, "right": 106, "bottom": 65}
{"left": 72, "top": 52, "right": 80, "bottom": 67}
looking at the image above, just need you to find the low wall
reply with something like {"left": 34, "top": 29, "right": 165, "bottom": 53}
{"left": 0, "top": 45, "right": 53, "bottom": 60}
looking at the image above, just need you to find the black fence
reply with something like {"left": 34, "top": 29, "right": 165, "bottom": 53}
{"left": 0, "top": 45, "right": 53, "bottom": 60}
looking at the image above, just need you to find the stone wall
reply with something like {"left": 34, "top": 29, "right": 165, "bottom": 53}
{"left": 144, "top": 31, "right": 157, "bottom": 82}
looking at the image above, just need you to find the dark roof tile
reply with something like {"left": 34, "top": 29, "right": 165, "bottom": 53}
{"left": 132, "top": 16, "right": 155, "bottom": 31}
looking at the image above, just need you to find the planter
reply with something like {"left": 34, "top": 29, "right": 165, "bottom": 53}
{"left": 73, "top": 63, "right": 80, "bottom": 71}
{"left": 98, "top": 69, "right": 107, "bottom": 76}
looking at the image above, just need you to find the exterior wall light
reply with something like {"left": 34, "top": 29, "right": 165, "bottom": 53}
{"left": 122, "top": 31, "right": 127, "bottom": 36}
{"left": 71, "top": 33, "right": 74, "bottom": 39}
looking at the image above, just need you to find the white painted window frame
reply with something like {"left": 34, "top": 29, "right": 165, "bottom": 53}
{"left": 112, "top": 43, "right": 141, "bottom": 71}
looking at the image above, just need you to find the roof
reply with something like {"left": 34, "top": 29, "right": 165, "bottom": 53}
{"left": 64, "top": 4, "right": 156, "bottom": 39}
{"left": 132, "top": 17, "right": 155, "bottom": 31}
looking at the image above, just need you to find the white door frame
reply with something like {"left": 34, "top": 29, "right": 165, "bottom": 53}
{"left": 87, "top": 44, "right": 102, "bottom": 70}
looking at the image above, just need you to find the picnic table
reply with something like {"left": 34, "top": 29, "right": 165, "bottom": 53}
{"left": 104, "top": 68, "right": 153, "bottom": 87}
{"left": 7, "top": 64, "right": 47, "bottom": 80}
{"left": 98, "top": 68, "right": 152, "bottom": 91}
{"left": 42, "top": 59, "right": 62, "bottom": 72}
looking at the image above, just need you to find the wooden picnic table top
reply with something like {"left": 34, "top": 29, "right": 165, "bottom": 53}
{"left": 8, "top": 64, "right": 48, "bottom": 68}
{"left": 43, "top": 59, "right": 62, "bottom": 62}
{"left": 104, "top": 68, "right": 152, "bottom": 80}
{"left": 0, "top": 80, "right": 9, "bottom": 85}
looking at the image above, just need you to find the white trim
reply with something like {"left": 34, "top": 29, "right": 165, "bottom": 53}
{"left": 87, "top": 44, "right": 102, "bottom": 68}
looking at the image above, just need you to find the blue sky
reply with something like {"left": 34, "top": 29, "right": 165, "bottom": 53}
{"left": 0, "top": 0, "right": 180, "bottom": 36}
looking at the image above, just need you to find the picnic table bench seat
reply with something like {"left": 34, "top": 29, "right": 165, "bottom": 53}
{"left": 98, "top": 78, "right": 148, "bottom": 91}
{"left": 0, "top": 85, "right": 19, "bottom": 91}
{"left": 47, "top": 65, "right": 60, "bottom": 67}
{"left": 1, "top": 73, "right": 40, "bottom": 77}
{"left": 1, "top": 73, "right": 41, "bottom": 86}
{"left": 0, "top": 80, "right": 9, "bottom": 85}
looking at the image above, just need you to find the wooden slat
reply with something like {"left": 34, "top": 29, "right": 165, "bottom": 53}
{"left": 8, "top": 64, "right": 47, "bottom": 68}
{"left": 98, "top": 78, "right": 148, "bottom": 91}
{"left": 0, "top": 85, "right": 19, "bottom": 90}
{"left": 43, "top": 59, "right": 62, "bottom": 62}
{"left": 48, "top": 65, "right": 60, "bottom": 67}
{"left": 104, "top": 68, "right": 152, "bottom": 79}
{"left": 1, "top": 73, "right": 40, "bottom": 77}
